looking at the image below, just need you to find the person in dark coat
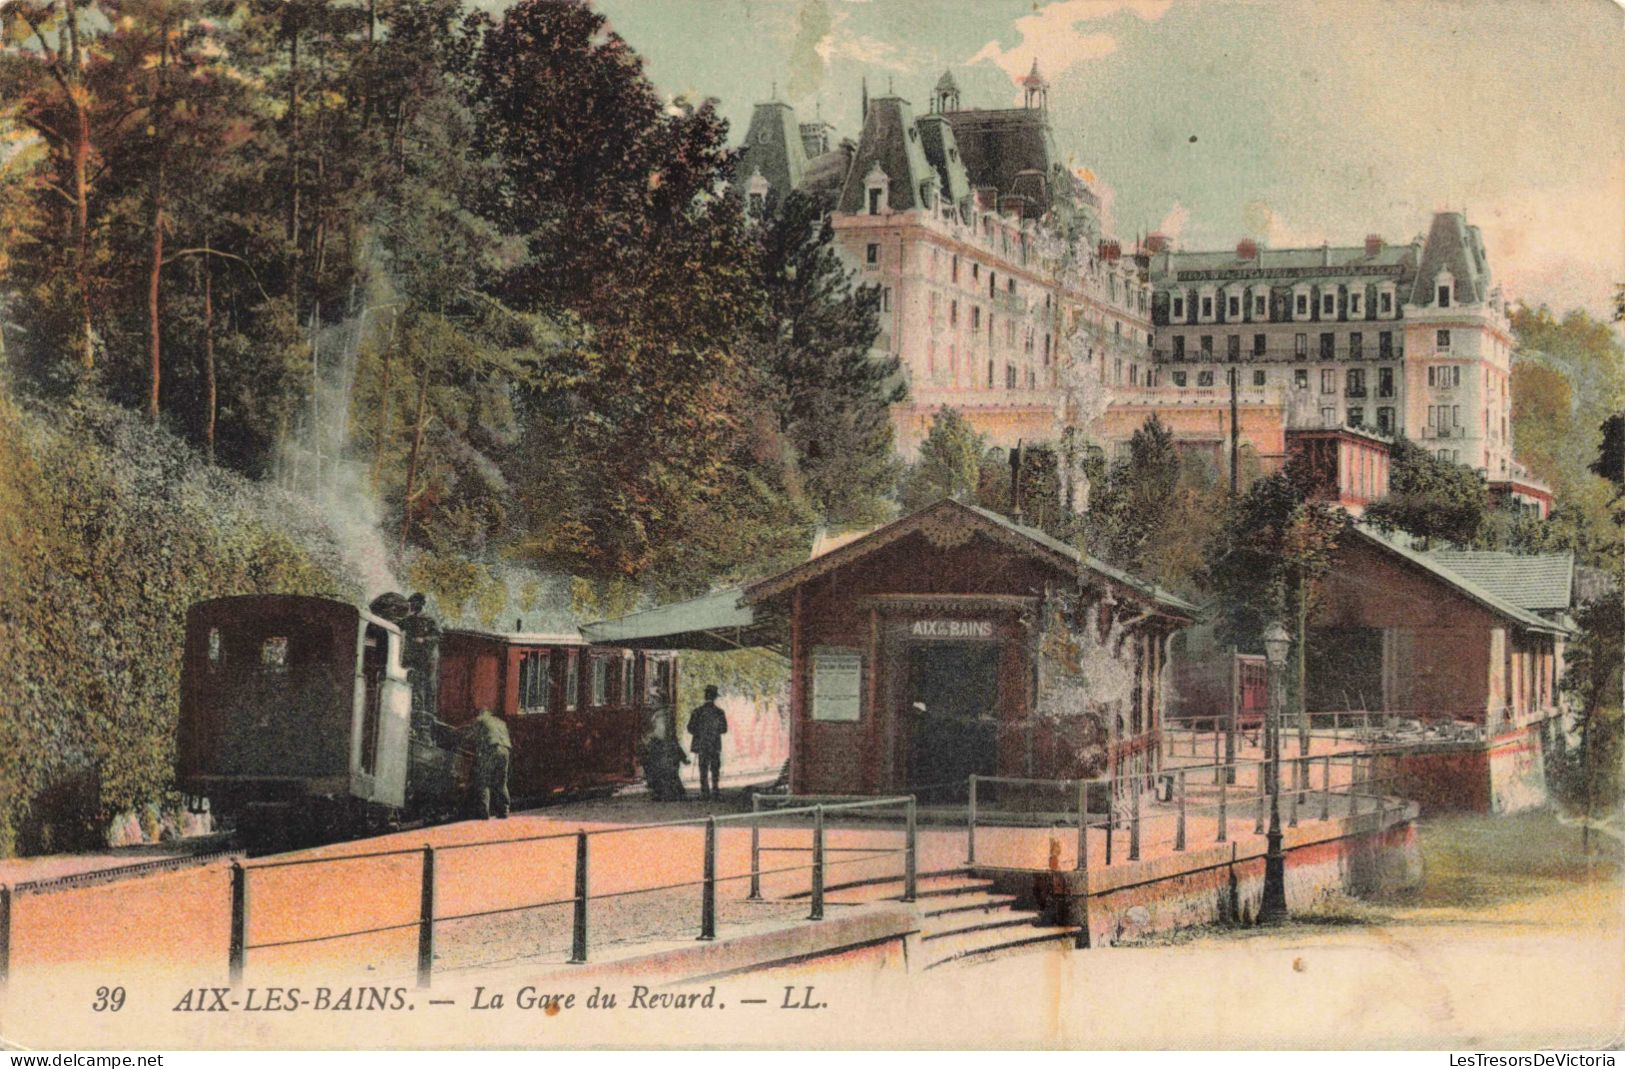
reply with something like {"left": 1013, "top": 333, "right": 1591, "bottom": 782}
{"left": 641, "top": 731, "right": 689, "bottom": 802}
{"left": 687, "top": 686, "right": 728, "bottom": 800}
{"left": 465, "top": 707, "right": 512, "bottom": 819}
{"left": 401, "top": 593, "right": 441, "bottom": 734}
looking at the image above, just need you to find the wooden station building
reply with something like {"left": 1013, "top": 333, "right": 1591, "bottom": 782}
{"left": 588, "top": 499, "right": 1197, "bottom": 796}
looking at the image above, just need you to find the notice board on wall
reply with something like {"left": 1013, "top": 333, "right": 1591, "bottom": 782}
{"left": 812, "top": 647, "right": 862, "bottom": 722}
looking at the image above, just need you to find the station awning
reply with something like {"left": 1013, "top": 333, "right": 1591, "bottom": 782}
{"left": 579, "top": 587, "right": 785, "bottom": 654}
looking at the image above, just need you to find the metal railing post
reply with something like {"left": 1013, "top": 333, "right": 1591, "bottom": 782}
{"left": 570, "top": 832, "right": 589, "bottom": 964}
{"left": 1076, "top": 779, "right": 1088, "bottom": 872}
{"left": 1321, "top": 754, "right": 1332, "bottom": 821}
{"left": 966, "top": 774, "right": 978, "bottom": 865}
{"left": 416, "top": 845, "right": 436, "bottom": 989}
{"left": 1104, "top": 773, "right": 1115, "bottom": 865}
{"left": 903, "top": 796, "right": 917, "bottom": 903}
{"left": 0, "top": 883, "right": 11, "bottom": 983}
{"left": 1217, "top": 771, "right": 1228, "bottom": 843}
{"left": 809, "top": 805, "right": 825, "bottom": 921}
{"left": 1255, "top": 761, "right": 1266, "bottom": 835}
{"left": 748, "top": 795, "right": 762, "bottom": 901}
{"left": 1213, "top": 729, "right": 1221, "bottom": 782}
{"left": 699, "top": 817, "right": 717, "bottom": 940}
{"left": 1175, "top": 770, "right": 1187, "bottom": 851}
{"left": 1289, "top": 763, "right": 1300, "bottom": 828}
{"left": 229, "top": 861, "right": 248, "bottom": 985}
{"left": 1128, "top": 767, "right": 1141, "bottom": 862}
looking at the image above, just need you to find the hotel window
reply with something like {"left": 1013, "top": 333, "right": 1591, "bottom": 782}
{"left": 1008, "top": 278, "right": 1016, "bottom": 295}
{"left": 1006, "top": 321, "right": 1016, "bottom": 346}
{"left": 1347, "top": 368, "right": 1365, "bottom": 397}
{"left": 1321, "top": 368, "right": 1336, "bottom": 393}
{"left": 1378, "top": 366, "right": 1394, "bottom": 397}
{"left": 952, "top": 256, "right": 960, "bottom": 283}
{"left": 866, "top": 243, "right": 879, "bottom": 265}
{"left": 1253, "top": 293, "right": 1267, "bottom": 318}
{"left": 1379, "top": 331, "right": 1393, "bottom": 358}
{"left": 1228, "top": 295, "right": 1241, "bottom": 319}
{"left": 1253, "top": 334, "right": 1266, "bottom": 357}
{"left": 1197, "top": 369, "right": 1214, "bottom": 387}
{"left": 1294, "top": 333, "right": 1308, "bottom": 357}
{"left": 882, "top": 287, "right": 892, "bottom": 312}
{"left": 1006, "top": 364, "right": 1017, "bottom": 389}
{"left": 950, "top": 300, "right": 958, "bottom": 325}
{"left": 1200, "top": 335, "right": 1213, "bottom": 358}
{"left": 1436, "top": 329, "right": 1451, "bottom": 352}
{"left": 1253, "top": 369, "right": 1266, "bottom": 386}
{"left": 867, "top": 187, "right": 883, "bottom": 215}
{"left": 1227, "top": 335, "right": 1241, "bottom": 361}
{"left": 1321, "top": 291, "right": 1335, "bottom": 317}
{"left": 1348, "top": 407, "right": 1364, "bottom": 428}
{"left": 972, "top": 263, "right": 980, "bottom": 280}
{"left": 1321, "top": 407, "right": 1336, "bottom": 426}
{"left": 1043, "top": 334, "right": 1051, "bottom": 364}
{"left": 1349, "top": 332, "right": 1363, "bottom": 359}
{"left": 1437, "top": 283, "right": 1451, "bottom": 307}
{"left": 1172, "top": 296, "right": 1185, "bottom": 320}
{"left": 1172, "top": 370, "right": 1188, "bottom": 387}
{"left": 1114, "top": 358, "right": 1123, "bottom": 383}
{"left": 1452, "top": 404, "right": 1460, "bottom": 427}
{"left": 1319, "top": 332, "right": 1334, "bottom": 359}
{"left": 1295, "top": 293, "right": 1309, "bottom": 318}
{"left": 1380, "top": 291, "right": 1393, "bottom": 316}
{"left": 989, "top": 272, "right": 996, "bottom": 297}
{"left": 972, "top": 307, "right": 980, "bottom": 331}
{"left": 1201, "top": 296, "right": 1214, "bottom": 319}
{"left": 1294, "top": 368, "right": 1309, "bottom": 389}
{"left": 1349, "top": 290, "right": 1363, "bottom": 317}
{"left": 987, "top": 360, "right": 994, "bottom": 387}
{"left": 1172, "top": 336, "right": 1186, "bottom": 360}
{"left": 1130, "top": 364, "right": 1139, "bottom": 386}
{"left": 1378, "top": 407, "right": 1394, "bottom": 433}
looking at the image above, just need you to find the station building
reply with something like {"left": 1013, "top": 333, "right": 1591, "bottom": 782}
{"left": 585, "top": 499, "right": 1196, "bottom": 796}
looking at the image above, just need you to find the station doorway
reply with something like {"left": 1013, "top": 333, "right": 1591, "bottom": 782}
{"left": 904, "top": 643, "right": 1000, "bottom": 788}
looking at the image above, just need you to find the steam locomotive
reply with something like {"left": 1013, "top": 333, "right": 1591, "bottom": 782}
{"left": 176, "top": 594, "right": 677, "bottom": 847}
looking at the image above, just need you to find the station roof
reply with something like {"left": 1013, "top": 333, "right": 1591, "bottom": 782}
{"left": 1353, "top": 526, "right": 1572, "bottom": 635}
{"left": 1422, "top": 549, "right": 1573, "bottom": 614}
{"left": 579, "top": 587, "right": 782, "bottom": 654}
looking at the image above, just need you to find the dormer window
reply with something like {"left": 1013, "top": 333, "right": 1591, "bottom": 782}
{"left": 864, "top": 162, "right": 889, "bottom": 215}
{"left": 1436, "top": 270, "right": 1454, "bottom": 308}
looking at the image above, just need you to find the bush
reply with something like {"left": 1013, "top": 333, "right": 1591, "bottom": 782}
{"left": 0, "top": 393, "right": 354, "bottom": 855}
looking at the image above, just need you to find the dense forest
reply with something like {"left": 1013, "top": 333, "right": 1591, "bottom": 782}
{"left": 1, "top": 0, "right": 1619, "bottom": 854}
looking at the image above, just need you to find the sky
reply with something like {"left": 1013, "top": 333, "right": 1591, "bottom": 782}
{"left": 583, "top": 0, "right": 1625, "bottom": 323}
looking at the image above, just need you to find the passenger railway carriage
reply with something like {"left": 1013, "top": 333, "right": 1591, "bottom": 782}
{"left": 177, "top": 594, "right": 677, "bottom": 846}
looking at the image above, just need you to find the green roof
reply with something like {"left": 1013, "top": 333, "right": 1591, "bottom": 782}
{"left": 1353, "top": 526, "right": 1571, "bottom": 635}
{"left": 579, "top": 588, "right": 781, "bottom": 652}
{"left": 1423, "top": 550, "right": 1573, "bottom": 613}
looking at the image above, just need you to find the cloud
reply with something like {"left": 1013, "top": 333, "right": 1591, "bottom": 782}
{"left": 815, "top": 9, "right": 920, "bottom": 73}
{"left": 968, "top": 0, "right": 1172, "bottom": 87}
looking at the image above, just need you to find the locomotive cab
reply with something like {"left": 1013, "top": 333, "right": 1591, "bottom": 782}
{"left": 179, "top": 595, "right": 420, "bottom": 840}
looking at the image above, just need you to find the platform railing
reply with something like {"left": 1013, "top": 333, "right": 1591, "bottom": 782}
{"left": 960, "top": 748, "right": 1408, "bottom": 875}
{"left": 222, "top": 794, "right": 916, "bottom": 988}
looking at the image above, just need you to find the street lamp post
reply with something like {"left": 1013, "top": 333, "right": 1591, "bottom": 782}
{"left": 1259, "top": 620, "right": 1291, "bottom": 924}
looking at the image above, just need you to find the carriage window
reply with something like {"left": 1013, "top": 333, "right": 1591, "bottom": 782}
{"left": 517, "top": 651, "right": 550, "bottom": 715}
{"left": 261, "top": 636, "right": 289, "bottom": 667}
{"left": 621, "top": 653, "right": 634, "bottom": 703}
{"left": 565, "top": 651, "right": 579, "bottom": 711}
{"left": 590, "top": 656, "right": 609, "bottom": 708}
{"left": 208, "top": 627, "right": 222, "bottom": 664}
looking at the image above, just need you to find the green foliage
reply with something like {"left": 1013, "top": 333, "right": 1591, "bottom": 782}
{"left": 897, "top": 407, "right": 986, "bottom": 512}
{"left": 0, "top": 394, "right": 349, "bottom": 855}
{"left": 1364, "top": 435, "right": 1489, "bottom": 547}
{"left": 1204, "top": 466, "right": 1348, "bottom": 653}
{"left": 1557, "top": 595, "right": 1624, "bottom": 815}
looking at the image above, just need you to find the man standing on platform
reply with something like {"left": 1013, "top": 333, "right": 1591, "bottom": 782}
{"left": 466, "top": 707, "right": 512, "bottom": 819}
{"left": 687, "top": 685, "right": 728, "bottom": 801}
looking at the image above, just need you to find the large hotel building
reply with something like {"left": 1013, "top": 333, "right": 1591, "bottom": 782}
{"left": 735, "top": 68, "right": 1549, "bottom": 514}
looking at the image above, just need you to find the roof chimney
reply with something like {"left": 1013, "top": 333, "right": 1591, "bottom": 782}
{"left": 1097, "top": 240, "right": 1121, "bottom": 262}
{"left": 1236, "top": 238, "right": 1259, "bottom": 261}
{"left": 1145, "top": 232, "right": 1170, "bottom": 254}
{"left": 975, "top": 186, "right": 998, "bottom": 210}
{"left": 1365, "top": 234, "right": 1384, "bottom": 258}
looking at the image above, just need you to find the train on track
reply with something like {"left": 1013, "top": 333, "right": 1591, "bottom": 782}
{"left": 176, "top": 594, "right": 678, "bottom": 848}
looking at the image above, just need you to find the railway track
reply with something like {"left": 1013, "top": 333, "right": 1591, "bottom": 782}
{"left": 8, "top": 849, "right": 243, "bottom": 896}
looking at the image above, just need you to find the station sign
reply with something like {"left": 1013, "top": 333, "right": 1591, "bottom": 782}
{"left": 909, "top": 619, "right": 995, "bottom": 639}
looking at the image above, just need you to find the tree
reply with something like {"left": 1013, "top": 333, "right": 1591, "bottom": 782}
{"left": 1364, "top": 435, "right": 1489, "bottom": 547}
{"left": 748, "top": 190, "right": 901, "bottom": 526}
{"left": 1562, "top": 594, "right": 1623, "bottom": 856}
{"left": 897, "top": 407, "right": 985, "bottom": 512}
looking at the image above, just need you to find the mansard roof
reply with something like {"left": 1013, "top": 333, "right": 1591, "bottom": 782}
{"left": 835, "top": 95, "right": 936, "bottom": 214}
{"left": 1152, "top": 242, "right": 1418, "bottom": 285}
{"left": 943, "top": 106, "right": 1063, "bottom": 214}
{"left": 736, "top": 100, "right": 807, "bottom": 206}
{"left": 915, "top": 113, "right": 972, "bottom": 207}
{"left": 1409, "top": 211, "right": 1490, "bottom": 307}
